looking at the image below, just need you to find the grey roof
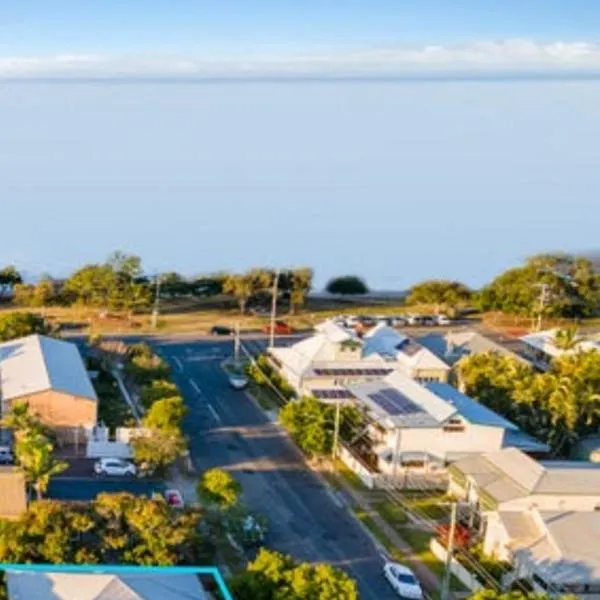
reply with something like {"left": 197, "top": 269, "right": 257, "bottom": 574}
{"left": 453, "top": 448, "right": 600, "bottom": 502}
{"left": 504, "top": 511, "right": 600, "bottom": 585}
{"left": 425, "top": 382, "right": 519, "bottom": 430}
{"left": 0, "top": 467, "right": 27, "bottom": 520}
{"left": 0, "top": 334, "right": 97, "bottom": 402}
{"left": 418, "top": 330, "right": 531, "bottom": 367}
{"left": 6, "top": 572, "right": 207, "bottom": 600}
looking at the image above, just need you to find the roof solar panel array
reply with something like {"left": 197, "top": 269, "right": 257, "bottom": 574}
{"left": 312, "top": 389, "right": 356, "bottom": 400}
{"left": 368, "top": 387, "right": 424, "bottom": 416}
{"left": 313, "top": 368, "right": 393, "bottom": 376}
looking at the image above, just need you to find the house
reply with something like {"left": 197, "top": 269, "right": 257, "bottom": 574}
{"left": 0, "top": 334, "right": 98, "bottom": 444}
{"left": 0, "top": 466, "right": 27, "bottom": 520}
{"left": 449, "top": 448, "right": 600, "bottom": 595}
{"left": 6, "top": 570, "right": 208, "bottom": 600}
{"left": 269, "top": 320, "right": 450, "bottom": 398}
{"left": 418, "top": 329, "right": 532, "bottom": 368}
{"left": 344, "top": 372, "right": 547, "bottom": 475}
{"left": 520, "top": 328, "right": 600, "bottom": 371}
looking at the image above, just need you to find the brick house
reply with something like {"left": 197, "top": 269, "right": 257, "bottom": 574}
{"left": 0, "top": 334, "right": 97, "bottom": 444}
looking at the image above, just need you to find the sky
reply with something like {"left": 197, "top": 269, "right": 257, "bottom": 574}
{"left": 1, "top": 2, "right": 599, "bottom": 289}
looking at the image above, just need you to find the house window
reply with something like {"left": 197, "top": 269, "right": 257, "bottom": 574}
{"left": 443, "top": 418, "right": 465, "bottom": 433}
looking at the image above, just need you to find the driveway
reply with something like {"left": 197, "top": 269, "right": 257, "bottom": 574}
{"left": 154, "top": 337, "right": 397, "bottom": 600}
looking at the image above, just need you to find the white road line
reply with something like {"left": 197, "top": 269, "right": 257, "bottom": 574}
{"left": 173, "top": 357, "right": 183, "bottom": 372}
{"left": 189, "top": 378, "right": 202, "bottom": 395}
{"left": 207, "top": 403, "right": 222, "bottom": 424}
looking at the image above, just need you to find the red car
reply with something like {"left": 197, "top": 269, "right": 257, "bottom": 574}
{"left": 263, "top": 320, "right": 294, "bottom": 335}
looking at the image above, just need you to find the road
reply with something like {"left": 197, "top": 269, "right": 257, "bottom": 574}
{"left": 153, "top": 336, "right": 397, "bottom": 600}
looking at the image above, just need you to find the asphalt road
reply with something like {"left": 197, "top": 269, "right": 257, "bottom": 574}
{"left": 49, "top": 478, "right": 165, "bottom": 501}
{"left": 153, "top": 336, "right": 397, "bottom": 600}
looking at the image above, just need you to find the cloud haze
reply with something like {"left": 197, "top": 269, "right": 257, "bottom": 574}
{"left": 3, "top": 40, "right": 600, "bottom": 78}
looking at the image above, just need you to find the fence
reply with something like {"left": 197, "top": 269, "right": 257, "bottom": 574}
{"left": 430, "top": 538, "right": 483, "bottom": 592}
{"left": 85, "top": 426, "right": 147, "bottom": 458}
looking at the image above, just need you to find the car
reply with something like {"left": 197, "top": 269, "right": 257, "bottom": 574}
{"left": 383, "top": 562, "right": 423, "bottom": 599}
{"left": 0, "top": 447, "right": 14, "bottom": 465}
{"left": 165, "top": 488, "right": 185, "bottom": 508}
{"left": 421, "top": 315, "right": 437, "bottom": 326}
{"left": 94, "top": 458, "right": 137, "bottom": 477}
{"left": 229, "top": 374, "right": 249, "bottom": 390}
{"left": 210, "top": 325, "right": 233, "bottom": 336}
{"left": 262, "top": 320, "right": 294, "bottom": 335}
{"left": 436, "top": 314, "right": 452, "bottom": 326}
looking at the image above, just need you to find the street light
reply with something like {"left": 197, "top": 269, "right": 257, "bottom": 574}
{"left": 151, "top": 274, "right": 161, "bottom": 329}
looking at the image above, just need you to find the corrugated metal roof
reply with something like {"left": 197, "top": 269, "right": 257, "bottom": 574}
{"left": 6, "top": 572, "right": 207, "bottom": 600}
{"left": 485, "top": 448, "right": 545, "bottom": 492}
{"left": 425, "top": 382, "right": 519, "bottom": 430}
{"left": 0, "top": 335, "right": 97, "bottom": 402}
{"left": 521, "top": 328, "right": 600, "bottom": 358}
{"left": 536, "top": 461, "right": 600, "bottom": 495}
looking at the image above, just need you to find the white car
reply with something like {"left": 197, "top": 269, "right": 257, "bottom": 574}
{"left": 229, "top": 374, "right": 249, "bottom": 390}
{"left": 436, "top": 315, "right": 452, "bottom": 326}
{"left": 383, "top": 562, "right": 423, "bottom": 599}
{"left": 94, "top": 458, "right": 137, "bottom": 477}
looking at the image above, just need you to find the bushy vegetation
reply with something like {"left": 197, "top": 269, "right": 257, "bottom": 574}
{"left": 0, "top": 493, "right": 206, "bottom": 565}
{"left": 197, "top": 468, "right": 241, "bottom": 510}
{"left": 229, "top": 548, "right": 358, "bottom": 600}
{"left": 468, "top": 591, "right": 578, "bottom": 600}
{"left": 0, "top": 311, "right": 51, "bottom": 342}
{"left": 407, "top": 279, "right": 472, "bottom": 312}
{"left": 247, "top": 354, "right": 296, "bottom": 403}
{"left": 458, "top": 349, "right": 600, "bottom": 454}
{"left": 94, "top": 369, "right": 134, "bottom": 428}
{"left": 280, "top": 396, "right": 364, "bottom": 458}
{"left": 325, "top": 275, "right": 369, "bottom": 295}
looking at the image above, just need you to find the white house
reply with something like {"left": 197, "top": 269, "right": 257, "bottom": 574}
{"left": 520, "top": 328, "right": 600, "bottom": 370}
{"left": 268, "top": 320, "right": 450, "bottom": 398}
{"left": 449, "top": 448, "right": 600, "bottom": 596}
{"left": 344, "top": 372, "right": 547, "bottom": 475}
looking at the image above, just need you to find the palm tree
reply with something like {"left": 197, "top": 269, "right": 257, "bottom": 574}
{"left": 223, "top": 274, "right": 254, "bottom": 314}
{"left": 553, "top": 327, "right": 580, "bottom": 351}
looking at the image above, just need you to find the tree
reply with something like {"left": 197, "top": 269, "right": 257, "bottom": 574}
{"left": 15, "top": 431, "right": 67, "bottom": 499}
{"left": 140, "top": 379, "right": 179, "bottom": 408}
{"left": 289, "top": 268, "right": 313, "bottom": 314}
{"left": 0, "top": 402, "right": 46, "bottom": 437}
{"left": 0, "top": 312, "right": 50, "bottom": 342}
{"left": 280, "top": 397, "right": 363, "bottom": 458}
{"left": 407, "top": 279, "right": 471, "bottom": 313}
{"left": 230, "top": 548, "right": 359, "bottom": 600}
{"left": 197, "top": 468, "right": 241, "bottom": 509}
{"left": 325, "top": 276, "right": 368, "bottom": 295}
{"left": 0, "top": 266, "right": 22, "bottom": 299}
{"left": 223, "top": 274, "right": 255, "bottom": 314}
{"left": 131, "top": 428, "right": 187, "bottom": 475}
{"left": 106, "top": 251, "right": 143, "bottom": 282}
{"left": 467, "top": 590, "right": 577, "bottom": 600}
{"left": 64, "top": 264, "right": 118, "bottom": 308}
{"left": 143, "top": 396, "right": 187, "bottom": 432}
{"left": 553, "top": 327, "right": 579, "bottom": 351}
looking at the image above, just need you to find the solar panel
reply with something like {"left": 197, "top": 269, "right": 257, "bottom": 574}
{"left": 312, "top": 389, "right": 355, "bottom": 400}
{"left": 368, "top": 387, "right": 423, "bottom": 416}
{"left": 314, "top": 368, "right": 393, "bottom": 377}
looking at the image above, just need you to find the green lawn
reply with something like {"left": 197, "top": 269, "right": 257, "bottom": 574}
{"left": 333, "top": 458, "right": 367, "bottom": 492}
{"left": 352, "top": 508, "right": 403, "bottom": 562}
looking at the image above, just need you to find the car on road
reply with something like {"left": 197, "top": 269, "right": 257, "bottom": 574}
{"left": 383, "top": 562, "right": 423, "bottom": 599}
{"left": 0, "top": 446, "right": 14, "bottom": 465}
{"left": 164, "top": 488, "right": 185, "bottom": 508}
{"left": 436, "top": 314, "right": 452, "bottom": 326}
{"left": 229, "top": 373, "right": 249, "bottom": 390}
{"left": 263, "top": 320, "right": 294, "bottom": 335}
{"left": 210, "top": 325, "right": 233, "bottom": 336}
{"left": 94, "top": 458, "right": 137, "bottom": 477}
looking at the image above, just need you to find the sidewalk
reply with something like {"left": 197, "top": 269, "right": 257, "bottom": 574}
{"left": 328, "top": 469, "right": 442, "bottom": 595}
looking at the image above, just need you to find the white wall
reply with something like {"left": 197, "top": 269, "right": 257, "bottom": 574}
{"left": 380, "top": 423, "right": 506, "bottom": 461}
{"left": 483, "top": 512, "right": 512, "bottom": 561}
{"left": 499, "top": 493, "right": 600, "bottom": 512}
{"left": 86, "top": 441, "right": 132, "bottom": 458}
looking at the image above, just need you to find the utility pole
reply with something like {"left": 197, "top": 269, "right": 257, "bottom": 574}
{"left": 441, "top": 502, "right": 458, "bottom": 600}
{"left": 332, "top": 400, "right": 342, "bottom": 462}
{"left": 269, "top": 268, "right": 280, "bottom": 348}
{"left": 536, "top": 282, "right": 550, "bottom": 331}
{"left": 391, "top": 427, "right": 402, "bottom": 480}
{"left": 151, "top": 274, "right": 161, "bottom": 330}
{"left": 234, "top": 321, "right": 241, "bottom": 364}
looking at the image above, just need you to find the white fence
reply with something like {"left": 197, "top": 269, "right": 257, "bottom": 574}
{"left": 430, "top": 538, "right": 483, "bottom": 592}
{"left": 87, "top": 441, "right": 132, "bottom": 459}
{"left": 339, "top": 445, "right": 379, "bottom": 489}
{"left": 85, "top": 426, "right": 147, "bottom": 459}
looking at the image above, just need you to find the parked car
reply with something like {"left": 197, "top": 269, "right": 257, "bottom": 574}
{"left": 165, "top": 489, "right": 185, "bottom": 509}
{"left": 94, "top": 458, "right": 137, "bottom": 477}
{"left": 0, "top": 446, "right": 14, "bottom": 465}
{"left": 436, "top": 314, "right": 452, "bottom": 326}
{"left": 383, "top": 562, "right": 423, "bottom": 599}
{"left": 421, "top": 315, "right": 437, "bottom": 326}
{"left": 229, "top": 373, "right": 249, "bottom": 390}
{"left": 262, "top": 320, "right": 294, "bottom": 335}
{"left": 210, "top": 325, "right": 233, "bottom": 336}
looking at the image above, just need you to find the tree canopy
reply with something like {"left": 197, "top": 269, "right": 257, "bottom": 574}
{"left": 325, "top": 276, "right": 369, "bottom": 295}
{"left": 0, "top": 266, "right": 22, "bottom": 299}
{"left": 407, "top": 279, "right": 471, "bottom": 311}
{"left": 0, "top": 312, "right": 50, "bottom": 342}
{"left": 477, "top": 254, "right": 600, "bottom": 319}
{"left": 197, "top": 468, "right": 241, "bottom": 509}
{"left": 230, "top": 548, "right": 358, "bottom": 600}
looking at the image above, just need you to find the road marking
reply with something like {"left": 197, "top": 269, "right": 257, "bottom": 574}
{"left": 173, "top": 357, "right": 183, "bottom": 372}
{"left": 207, "top": 403, "right": 222, "bottom": 424}
{"left": 189, "top": 378, "right": 202, "bottom": 395}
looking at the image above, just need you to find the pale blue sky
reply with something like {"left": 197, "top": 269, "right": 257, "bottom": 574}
{"left": 1, "top": 3, "right": 598, "bottom": 288}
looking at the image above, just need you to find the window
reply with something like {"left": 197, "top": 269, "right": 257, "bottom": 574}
{"left": 443, "top": 419, "right": 465, "bottom": 432}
